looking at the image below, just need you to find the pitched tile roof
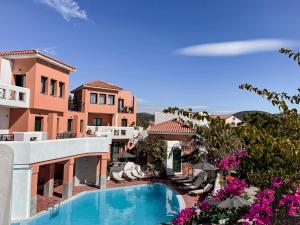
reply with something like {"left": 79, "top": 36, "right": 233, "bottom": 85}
{"left": 210, "top": 114, "right": 233, "bottom": 119}
{"left": 84, "top": 81, "right": 123, "bottom": 90}
{"left": 148, "top": 119, "right": 194, "bottom": 135}
{"left": 0, "top": 49, "right": 76, "bottom": 71}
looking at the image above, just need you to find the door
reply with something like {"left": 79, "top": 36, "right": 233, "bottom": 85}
{"left": 121, "top": 119, "right": 128, "bottom": 127}
{"left": 118, "top": 99, "right": 124, "bottom": 112}
{"left": 67, "top": 119, "right": 73, "bottom": 132}
{"left": 35, "top": 117, "right": 43, "bottom": 131}
{"left": 172, "top": 147, "right": 182, "bottom": 173}
{"left": 111, "top": 142, "right": 121, "bottom": 161}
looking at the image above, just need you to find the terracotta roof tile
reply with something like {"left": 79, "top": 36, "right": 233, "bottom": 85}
{"left": 84, "top": 81, "right": 123, "bottom": 90}
{"left": 148, "top": 119, "right": 194, "bottom": 134}
{"left": 0, "top": 49, "right": 75, "bottom": 71}
{"left": 210, "top": 114, "right": 233, "bottom": 119}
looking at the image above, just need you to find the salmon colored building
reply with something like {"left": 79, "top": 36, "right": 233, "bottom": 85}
{"left": 0, "top": 50, "right": 137, "bottom": 221}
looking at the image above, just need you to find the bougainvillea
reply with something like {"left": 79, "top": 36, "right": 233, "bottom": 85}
{"left": 217, "top": 156, "right": 240, "bottom": 171}
{"left": 214, "top": 178, "right": 248, "bottom": 201}
{"left": 271, "top": 176, "right": 284, "bottom": 188}
{"left": 172, "top": 208, "right": 196, "bottom": 225}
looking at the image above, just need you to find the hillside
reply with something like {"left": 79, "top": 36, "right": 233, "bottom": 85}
{"left": 137, "top": 113, "right": 154, "bottom": 129}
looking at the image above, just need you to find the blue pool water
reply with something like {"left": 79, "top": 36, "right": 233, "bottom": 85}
{"left": 12, "top": 183, "right": 182, "bottom": 225}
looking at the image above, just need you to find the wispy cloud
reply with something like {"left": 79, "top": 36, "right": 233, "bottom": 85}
{"left": 137, "top": 98, "right": 148, "bottom": 104}
{"left": 37, "top": 0, "right": 88, "bottom": 21}
{"left": 42, "top": 47, "right": 58, "bottom": 55}
{"left": 176, "top": 39, "right": 298, "bottom": 57}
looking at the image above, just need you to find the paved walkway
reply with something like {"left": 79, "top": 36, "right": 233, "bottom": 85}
{"left": 37, "top": 178, "right": 198, "bottom": 213}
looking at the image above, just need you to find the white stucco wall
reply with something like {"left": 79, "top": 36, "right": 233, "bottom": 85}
{"left": 0, "top": 136, "right": 111, "bottom": 165}
{"left": 75, "top": 157, "right": 98, "bottom": 186}
{"left": 0, "top": 58, "right": 12, "bottom": 84}
{"left": 0, "top": 144, "right": 14, "bottom": 225}
{"left": 11, "top": 165, "right": 31, "bottom": 220}
{"left": 225, "top": 116, "right": 242, "bottom": 126}
{"left": 165, "top": 141, "right": 181, "bottom": 175}
{"left": 0, "top": 107, "right": 9, "bottom": 134}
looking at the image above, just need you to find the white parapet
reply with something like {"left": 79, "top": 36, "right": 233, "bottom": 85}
{"left": 0, "top": 136, "right": 112, "bottom": 165}
{"left": 0, "top": 83, "right": 30, "bottom": 108}
{"left": 87, "top": 126, "right": 135, "bottom": 140}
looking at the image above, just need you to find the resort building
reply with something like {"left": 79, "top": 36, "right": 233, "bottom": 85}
{"left": 210, "top": 114, "right": 242, "bottom": 126}
{"left": 148, "top": 118, "right": 196, "bottom": 176}
{"left": 0, "top": 50, "right": 137, "bottom": 221}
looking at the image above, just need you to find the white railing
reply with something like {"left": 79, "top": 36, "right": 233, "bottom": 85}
{"left": 0, "top": 83, "right": 30, "bottom": 108}
{"left": 87, "top": 126, "right": 135, "bottom": 139}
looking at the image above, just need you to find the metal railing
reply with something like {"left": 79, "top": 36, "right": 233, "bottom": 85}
{"left": 0, "top": 134, "right": 14, "bottom": 141}
{"left": 56, "top": 132, "right": 76, "bottom": 139}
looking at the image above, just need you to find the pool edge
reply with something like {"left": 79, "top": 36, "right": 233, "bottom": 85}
{"left": 11, "top": 182, "right": 185, "bottom": 224}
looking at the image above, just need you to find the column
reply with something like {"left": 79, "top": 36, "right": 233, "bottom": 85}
{"left": 100, "top": 153, "right": 109, "bottom": 189}
{"left": 63, "top": 158, "right": 74, "bottom": 200}
{"left": 48, "top": 113, "right": 57, "bottom": 139}
{"left": 30, "top": 165, "right": 39, "bottom": 216}
{"left": 96, "top": 156, "right": 101, "bottom": 187}
{"left": 43, "top": 164, "right": 55, "bottom": 197}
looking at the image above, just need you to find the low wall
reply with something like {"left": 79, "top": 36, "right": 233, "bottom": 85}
{"left": 0, "top": 144, "right": 14, "bottom": 225}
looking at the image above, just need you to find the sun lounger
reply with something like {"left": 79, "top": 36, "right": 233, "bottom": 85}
{"left": 176, "top": 174, "right": 199, "bottom": 184}
{"left": 111, "top": 172, "right": 125, "bottom": 182}
{"left": 123, "top": 170, "right": 137, "bottom": 180}
{"left": 189, "top": 183, "right": 213, "bottom": 195}
{"left": 170, "top": 175, "right": 189, "bottom": 181}
{"left": 181, "top": 174, "right": 207, "bottom": 190}
{"left": 132, "top": 169, "right": 144, "bottom": 179}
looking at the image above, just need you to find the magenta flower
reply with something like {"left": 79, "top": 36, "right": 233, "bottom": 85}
{"left": 271, "top": 177, "right": 284, "bottom": 188}
{"left": 173, "top": 208, "right": 196, "bottom": 225}
{"left": 198, "top": 199, "right": 211, "bottom": 211}
{"left": 217, "top": 156, "right": 241, "bottom": 171}
{"left": 214, "top": 178, "right": 248, "bottom": 201}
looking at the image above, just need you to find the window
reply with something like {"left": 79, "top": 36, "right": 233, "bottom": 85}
{"left": 99, "top": 94, "right": 106, "bottom": 104}
{"left": 108, "top": 95, "right": 115, "bottom": 105}
{"left": 90, "top": 93, "right": 97, "bottom": 104}
{"left": 59, "top": 82, "right": 64, "bottom": 98}
{"left": 67, "top": 119, "right": 73, "bottom": 132}
{"left": 121, "top": 119, "right": 128, "bottom": 127}
{"left": 93, "top": 118, "right": 102, "bottom": 126}
{"left": 50, "top": 79, "right": 56, "bottom": 96}
{"left": 111, "top": 142, "right": 121, "bottom": 161}
{"left": 35, "top": 117, "right": 43, "bottom": 131}
{"left": 41, "top": 76, "right": 47, "bottom": 94}
{"left": 173, "top": 147, "right": 182, "bottom": 173}
{"left": 15, "top": 74, "right": 26, "bottom": 87}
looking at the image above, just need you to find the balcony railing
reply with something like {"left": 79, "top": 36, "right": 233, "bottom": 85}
{"left": 0, "top": 83, "right": 30, "bottom": 108}
{"left": 87, "top": 126, "right": 134, "bottom": 139}
{"left": 0, "top": 134, "right": 14, "bottom": 141}
{"left": 56, "top": 132, "right": 76, "bottom": 139}
{"left": 118, "top": 106, "right": 134, "bottom": 114}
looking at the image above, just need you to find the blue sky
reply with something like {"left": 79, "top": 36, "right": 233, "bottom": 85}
{"left": 1, "top": 0, "right": 300, "bottom": 114}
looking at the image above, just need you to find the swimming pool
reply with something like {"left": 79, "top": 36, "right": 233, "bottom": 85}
{"left": 12, "top": 183, "right": 183, "bottom": 225}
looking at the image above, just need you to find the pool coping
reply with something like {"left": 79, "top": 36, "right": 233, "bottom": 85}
{"left": 11, "top": 182, "right": 186, "bottom": 224}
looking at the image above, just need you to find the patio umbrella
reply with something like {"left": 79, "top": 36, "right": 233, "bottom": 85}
{"left": 217, "top": 196, "right": 252, "bottom": 209}
{"left": 192, "top": 160, "right": 218, "bottom": 171}
{"left": 116, "top": 152, "right": 135, "bottom": 160}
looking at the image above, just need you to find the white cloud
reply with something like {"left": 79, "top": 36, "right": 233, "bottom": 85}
{"left": 137, "top": 98, "right": 148, "bottom": 104}
{"left": 176, "top": 39, "right": 298, "bottom": 57}
{"left": 38, "top": 0, "right": 87, "bottom": 21}
{"left": 42, "top": 47, "right": 58, "bottom": 55}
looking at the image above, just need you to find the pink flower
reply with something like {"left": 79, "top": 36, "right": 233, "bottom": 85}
{"left": 217, "top": 156, "right": 240, "bottom": 171}
{"left": 198, "top": 200, "right": 211, "bottom": 211}
{"left": 173, "top": 208, "right": 196, "bottom": 225}
{"left": 214, "top": 178, "right": 248, "bottom": 201}
{"left": 271, "top": 177, "right": 284, "bottom": 188}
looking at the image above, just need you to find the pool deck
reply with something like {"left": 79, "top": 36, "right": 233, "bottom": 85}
{"left": 37, "top": 178, "right": 198, "bottom": 213}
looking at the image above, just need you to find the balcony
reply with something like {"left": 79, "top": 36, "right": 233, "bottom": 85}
{"left": 56, "top": 132, "right": 76, "bottom": 139}
{"left": 87, "top": 126, "right": 135, "bottom": 140}
{"left": 118, "top": 106, "right": 134, "bottom": 114}
{"left": 0, "top": 83, "right": 30, "bottom": 108}
{"left": 0, "top": 135, "right": 112, "bottom": 165}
